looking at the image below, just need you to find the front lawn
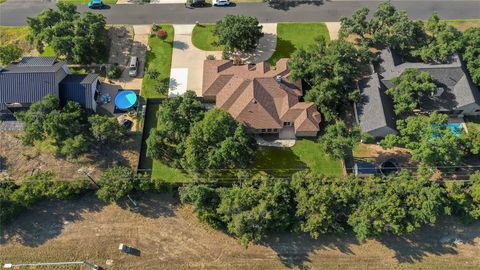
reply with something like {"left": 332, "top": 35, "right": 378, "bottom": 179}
{"left": 268, "top": 22, "right": 330, "bottom": 65}
{"left": 39, "top": 46, "right": 55, "bottom": 57}
{"left": 58, "top": 0, "right": 117, "bottom": 4}
{"left": 255, "top": 139, "right": 343, "bottom": 177}
{"left": 142, "top": 24, "right": 174, "bottom": 98}
{"left": 191, "top": 24, "right": 223, "bottom": 51}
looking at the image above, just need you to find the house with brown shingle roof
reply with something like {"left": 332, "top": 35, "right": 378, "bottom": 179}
{"left": 202, "top": 58, "right": 321, "bottom": 137}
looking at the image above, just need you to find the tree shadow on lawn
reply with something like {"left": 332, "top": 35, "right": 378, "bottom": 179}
{"left": 0, "top": 192, "right": 106, "bottom": 248}
{"left": 254, "top": 146, "right": 307, "bottom": 177}
{"left": 268, "top": 37, "right": 294, "bottom": 65}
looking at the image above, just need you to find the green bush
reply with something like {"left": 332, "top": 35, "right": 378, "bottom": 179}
{"left": 1, "top": 172, "right": 91, "bottom": 225}
{"left": 107, "top": 64, "right": 122, "bottom": 79}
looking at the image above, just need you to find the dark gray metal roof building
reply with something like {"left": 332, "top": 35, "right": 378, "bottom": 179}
{"left": 0, "top": 57, "right": 99, "bottom": 113}
{"left": 60, "top": 74, "right": 99, "bottom": 111}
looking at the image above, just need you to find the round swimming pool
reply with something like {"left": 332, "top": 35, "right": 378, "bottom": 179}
{"left": 115, "top": 91, "right": 137, "bottom": 110}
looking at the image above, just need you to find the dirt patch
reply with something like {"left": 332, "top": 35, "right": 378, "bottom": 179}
{"left": 0, "top": 131, "right": 141, "bottom": 182}
{"left": 0, "top": 193, "right": 479, "bottom": 270}
{"left": 353, "top": 143, "right": 415, "bottom": 166}
{"left": 108, "top": 26, "right": 134, "bottom": 67}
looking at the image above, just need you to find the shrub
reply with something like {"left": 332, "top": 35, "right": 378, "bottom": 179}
{"left": 156, "top": 29, "right": 168, "bottom": 40}
{"left": 155, "top": 80, "right": 170, "bottom": 95}
{"left": 107, "top": 64, "right": 122, "bottom": 79}
{"left": 96, "top": 166, "right": 134, "bottom": 203}
{"left": 206, "top": 55, "right": 216, "bottom": 60}
{"left": 152, "top": 24, "right": 161, "bottom": 32}
{"left": 1, "top": 172, "right": 91, "bottom": 225}
{"left": 147, "top": 69, "right": 160, "bottom": 80}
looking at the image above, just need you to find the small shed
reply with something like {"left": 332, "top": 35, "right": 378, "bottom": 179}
{"left": 354, "top": 161, "right": 377, "bottom": 177}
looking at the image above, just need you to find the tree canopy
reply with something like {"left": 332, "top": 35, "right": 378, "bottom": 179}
{"left": 0, "top": 44, "right": 22, "bottom": 66}
{"left": 96, "top": 166, "right": 135, "bottom": 203}
{"left": 27, "top": 3, "right": 109, "bottom": 64}
{"left": 412, "top": 13, "right": 462, "bottom": 63}
{"left": 380, "top": 113, "right": 464, "bottom": 170}
{"left": 459, "top": 27, "right": 480, "bottom": 85}
{"left": 348, "top": 170, "right": 445, "bottom": 241}
{"left": 386, "top": 68, "right": 437, "bottom": 115}
{"left": 292, "top": 171, "right": 362, "bottom": 238}
{"left": 319, "top": 120, "right": 362, "bottom": 160}
{"left": 182, "top": 108, "right": 256, "bottom": 174}
{"left": 146, "top": 91, "right": 206, "bottom": 167}
{"left": 339, "top": 1, "right": 426, "bottom": 54}
{"left": 88, "top": 114, "right": 126, "bottom": 144}
{"left": 289, "top": 37, "right": 372, "bottom": 121}
{"left": 213, "top": 15, "right": 263, "bottom": 55}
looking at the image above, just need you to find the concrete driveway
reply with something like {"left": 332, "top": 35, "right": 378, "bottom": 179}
{"left": 171, "top": 24, "right": 222, "bottom": 97}
{"left": 170, "top": 23, "right": 277, "bottom": 97}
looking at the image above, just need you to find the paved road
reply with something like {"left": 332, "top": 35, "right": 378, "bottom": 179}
{"left": 1, "top": 1, "right": 479, "bottom": 26}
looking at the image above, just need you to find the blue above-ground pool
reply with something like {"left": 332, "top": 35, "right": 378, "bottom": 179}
{"left": 115, "top": 90, "right": 138, "bottom": 110}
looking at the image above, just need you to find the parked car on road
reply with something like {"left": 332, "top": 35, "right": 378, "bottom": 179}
{"left": 188, "top": 0, "right": 207, "bottom": 7}
{"left": 212, "top": 0, "right": 230, "bottom": 6}
{"left": 87, "top": 0, "right": 104, "bottom": 9}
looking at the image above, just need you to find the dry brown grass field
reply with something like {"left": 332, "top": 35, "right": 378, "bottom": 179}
{"left": 1, "top": 193, "right": 479, "bottom": 270}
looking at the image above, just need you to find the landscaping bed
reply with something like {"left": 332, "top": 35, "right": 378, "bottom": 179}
{"left": 142, "top": 25, "right": 174, "bottom": 98}
{"left": 268, "top": 22, "right": 330, "bottom": 65}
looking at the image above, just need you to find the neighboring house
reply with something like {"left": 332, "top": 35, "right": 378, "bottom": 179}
{"left": 202, "top": 59, "right": 321, "bottom": 137}
{"left": 0, "top": 57, "right": 99, "bottom": 115}
{"left": 355, "top": 49, "right": 480, "bottom": 138}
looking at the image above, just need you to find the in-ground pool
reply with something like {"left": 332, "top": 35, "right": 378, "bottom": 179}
{"left": 448, "top": 123, "right": 464, "bottom": 137}
{"left": 432, "top": 123, "right": 464, "bottom": 138}
{"left": 115, "top": 90, "right": 138, "bottom": 110}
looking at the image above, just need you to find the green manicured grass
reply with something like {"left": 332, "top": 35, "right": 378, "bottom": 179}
{"left": 255, "top": 139, "right": 343, "bottom": 177}
{"left": 39, "top": 46, "right": 55, "bottom": 57}
{"left": 445, "top": 19, "right": 480, "bottom": 32}
{"left": 142, "top": 25, "right": 174, "bottom": 98}
{"left": 191, "top": 24, "right": 223, "bottom": 51}
{"left": 0, "top": 26, "right": 32, "bottom": 53}
{"left": 268, "top": 22, "right": 330, "bottom": 65}
{"left": 58, "top": 0, "right": 117, "bottom": 4}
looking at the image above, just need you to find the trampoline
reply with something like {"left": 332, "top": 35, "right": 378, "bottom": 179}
{"left": 115, "top": 90, "right": 138, "bottom": 110}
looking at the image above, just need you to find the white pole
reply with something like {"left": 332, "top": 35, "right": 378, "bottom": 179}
{"left": 3, "top": 261, "right": 99, "bottom": 269}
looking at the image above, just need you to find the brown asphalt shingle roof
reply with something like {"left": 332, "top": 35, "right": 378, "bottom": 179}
{"left": 202, "top": 59, "right": 321, "bottom": 134}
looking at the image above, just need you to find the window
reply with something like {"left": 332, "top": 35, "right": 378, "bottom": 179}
{"left": 283, "top": 122, "right": 291, "bottom": 127}
{"left": 261, "top": 129, "right": 266, "bottom": 133}
{"left": 267, "top": 129, "right": 272, "bottom": 132}
{"left": 273, "top": 129, "right": 278, "bottom": 132}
